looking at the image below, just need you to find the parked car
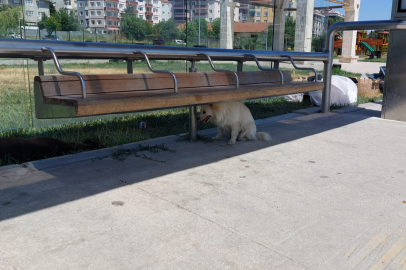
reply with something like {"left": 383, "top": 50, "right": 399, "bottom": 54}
{"left": 42, "top": 35, "right": 61, "bottom": 41}
{"left": 174, "top": 39, "right": 186, "bottom": 45}
{"left": 10, "top": 33, "right": 21, "bottom": 39}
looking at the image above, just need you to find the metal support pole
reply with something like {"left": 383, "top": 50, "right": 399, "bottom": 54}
{"left": 237, "top": 60, "right": 243, "bottom": 72}
{"left": 188, "top": 60, "right": 197, "bottom": 141}
{"left": 126, "top": 59, "right": 133, "bottom": 74}
{"left": 189, "top": 105, "right": 197, "bottom": 142}
{"left": 37, "top": 58, "right": 44, "bottom": 76}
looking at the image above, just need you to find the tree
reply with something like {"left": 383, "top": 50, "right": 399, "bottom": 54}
{"left": 285, "top": 15, "right": 296, "bottom": 50}
{"left": 39, "top": 16, "right": 60, "bottom": 37}
{"left": 267, "top": 24, "right": 273, "bottom": 48}
{"left": 312, "top": 34, "right": 326, "bottom": 52}
{"left": 49, "top": 2, "right": 57, "bottom": 17}
{"left": 208, "top": 18, "right": 220, "bottom": 39}
{"left": 58, "top": 8, "right": 79, "bottom": 31}
{"left": 152, "top": 19, "right": 180, "bottom": 41}
{"left": 120, "top": 6, "right": 148, "bottom": 40}
{"left": 0, "top": 6, "right": 21, "bottom": 37}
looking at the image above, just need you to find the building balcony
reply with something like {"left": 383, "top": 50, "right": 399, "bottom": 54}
{"left": 107, "top": 26, "right": 120, "bottom": 30}
{"left": 107, "top": 0, "right": 119, "bottom": 2}
{"left": 145, "top": 11, "right": 152, "bottom": 15}
{"left": 105, "top": 7, "right": 119, "bottom": 11}
{"left": 126, "top": 1, "right": 138, "bottom": 4}
{"left": 105, "top": 16, "right": 120, "bottom": 20}
{"left": 145, "top": 3, "right": 152, "bottom": 7}
{"left": 194, "top": 5, "right": 208, "bottom": 8}
{"left": 148, "top": 20, "right": 153, "bottom": 24}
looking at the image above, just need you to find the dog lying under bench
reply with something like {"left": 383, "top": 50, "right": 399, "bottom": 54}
{"left": 197, "top": 101, "right": 271, "bottom": 145}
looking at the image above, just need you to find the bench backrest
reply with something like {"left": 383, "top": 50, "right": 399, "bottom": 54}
{"left": 34, "top": 70, "right": 292, "bottom": 97}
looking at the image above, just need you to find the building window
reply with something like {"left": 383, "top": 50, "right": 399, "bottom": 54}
{"left": 153, "top": 0, "right": 157, "bottom": 3}
{"left": 106, "top": 2, "right": 111, "bottom": 7}
{"left": 139, "top": 15, "right": 143, "bottom": 18}
{"left": 80, "top": 20, "right": 84, "bottom": 24}
{"left": 96, "top": 1, "right": 101, "bottom": 6}
{"left": 26, "top": 10, "right": 34, "bottom": 16}
{"left": 119, "top": 3, "right": 124, "bottom": 8}
{"left": 38, "top": 11, "right": 45, "bottom": 18}
{"left": 209, "top": 18, "right": 212, "bottom": 22}
{"left": 97, "top": 11, "right": 102, "bottom": 15}
{"left": 79, "top": 2, "right": 83, "bottom": 7}
{"left": 264, "top": 20, "right": 267, "bottom": 22}
{"left": 90, "top": 2, "right": 94, "bottom": 6}
{"left": 139, "top": 6, "right": 143, "bottom": 11}
{"left": 264, "top": 11, "right": 267, "bottom": 16}
{"left": 97, "top": 20, "right": 102, "bottom": 24}
{"left": 153, "top": 8, "right": 158, "bottom": 12}
{"left": 25, "top": 0, "right": 33, "bottom": 5}
{"left": 91, "top": 11, "right": 95, "bottom": 15}
{"left": 209, "top": 9, "right": 212, "bottom": 13}
{"left": 107, "top": 11, "right": 111, "bottom": 16}
{"left": 209, "top": 1, "right": 213, "bottom": 4}
{"left": 64, "top": 0, "right": 71, "bottom": 5}
{"left": 80, "top": 11, "right": 83, "bottom": 16}
{"left": 37, "top": 1, "right": 47, "bottom": 8}
{"left": 91, "top": 20, "right": 95, "bottom": 24}
{"left": 256, "top": 12, "right": 260, "bottom": 16}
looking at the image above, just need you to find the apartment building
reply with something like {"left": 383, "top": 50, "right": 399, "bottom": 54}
{"left": 3, "top": 0, "right": 51, "bottom": 26}
{"left": 76, "top": 0, "right": 161, "bottom": 33}
{"left": 160, "top": 0, "right": 172, "bottom": 21}
{"left": 53, "top": 0, "right": 77, "bottom": 13}
{"left": 313, "top": 10, "right": 327, "bottom": 37}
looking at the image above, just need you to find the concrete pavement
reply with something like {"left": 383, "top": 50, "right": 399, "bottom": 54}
{"left": 1, "top": 102, "right": 406, "bottom": 270}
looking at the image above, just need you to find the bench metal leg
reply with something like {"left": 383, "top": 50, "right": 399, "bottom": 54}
{"left": 237, "top": 60, "right": 243, "bottom": 72}
{"left": 126, "top": 59, "right": 133, "bottom": 74}
{"left": 189, "top": 106, "right": 197, "bottom": 142}
{"left": 37, "top": 58, "right": 44, "bottom": 76}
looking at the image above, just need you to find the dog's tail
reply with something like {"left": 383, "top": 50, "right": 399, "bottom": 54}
{"left": 256, "top": 132, "right": 272, "bottom": 141}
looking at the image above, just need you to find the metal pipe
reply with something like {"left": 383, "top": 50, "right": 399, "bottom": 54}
{"left": 41, "top": 47, "right": 87, "bottom": 99}
{"left": 126, "top": 59, "right": 133, "bottom": 74}
{"left": 280, "top": 55, "right": 317, "bottom": 83}
{"left": 244, "top": 54, "right": 284, "bottom": 85}
{"left": 322, "top": 20, "right": 406, "bottom": 113}
{"left": 134, "top": 50, "right": 178, "bottom": 93}
{"left": 189, "top": 106, "right": 197, "bottom": 142}
{"left": 198, "top": 53, "right": 239, "bottom": 88}
{"left": 0, "top": 38, "right": 329, "bottom": 62}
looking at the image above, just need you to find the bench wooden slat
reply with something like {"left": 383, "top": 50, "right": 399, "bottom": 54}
{"left": 33, "top": 70, "right": 322, "bottom": 118}
{"left": 39, "top": 81, "right": 323, "bottom": 116}
{"left": 35, "top": 71, "right": 292, "bottom": 97}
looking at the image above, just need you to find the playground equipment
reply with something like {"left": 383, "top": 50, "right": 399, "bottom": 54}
{"left": 333, "top": 30, "right": 389, "bottom": 57}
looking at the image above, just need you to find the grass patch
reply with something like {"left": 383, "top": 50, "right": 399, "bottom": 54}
{"left": 359, "top": 58, "right": 387, "bottom": 63}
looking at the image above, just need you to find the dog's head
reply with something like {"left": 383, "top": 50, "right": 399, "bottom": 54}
{"left": 197, "top": 104, "right": 214, "bottom": 124}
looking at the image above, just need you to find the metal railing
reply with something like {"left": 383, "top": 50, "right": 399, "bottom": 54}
{"left": 322, "top": 20, "right": 406, "bottom": 113}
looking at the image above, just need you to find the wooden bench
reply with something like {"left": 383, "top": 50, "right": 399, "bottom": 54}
{"left": 34, "top": 70, "right": 323, "bottom": 119}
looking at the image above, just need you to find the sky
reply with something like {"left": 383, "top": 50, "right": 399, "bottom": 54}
{"left": 334, "top": 0, "right": 393, "bottom": 21}
{"left": 358, "top": 0, "right": 393, "bottom": 21}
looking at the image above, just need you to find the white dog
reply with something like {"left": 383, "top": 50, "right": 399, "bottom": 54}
{"left": 197, "top": 102, "right": 271, "bottom": 145}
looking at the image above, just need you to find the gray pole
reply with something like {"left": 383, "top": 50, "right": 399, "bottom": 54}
{"left": 198, "top": 0, "right": 201, "bottom": 45}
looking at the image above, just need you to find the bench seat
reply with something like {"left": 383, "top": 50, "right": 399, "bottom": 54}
{"left": 34, "top": 71, "right": 324, "bottom": 118}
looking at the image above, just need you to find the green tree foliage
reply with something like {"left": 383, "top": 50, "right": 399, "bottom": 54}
{"left": 152, "top": 19, "right": 180, "bottom": 41}
{"left": 0, "top": 5, "right": 20, "bottom": 37}
{"left": 267, "top": 24, "right": 273, "bottom": 48}
{"left": 39, "top": 16, "right": 60, "bottom": 37}
{"left": 120, "top": 6, "right": 148, "bottom": 40}
{"left": 311, "top": 34, "right": 326, "bottom": 52}
{"left": 208, "top": 17, "right": 220, "bottom": 39}
{"left": 49, "top": 2, "right": 57, "bottom": 16}
{"left": 285, "top": 15, "right": 295, "bottom": 50}
{"left": 57, "top": 8, "right": 79, "bottom": 31}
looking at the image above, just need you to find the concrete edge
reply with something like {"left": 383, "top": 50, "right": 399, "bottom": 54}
{"left": 1, "top": 102, "right": 380, "bottom": 171}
